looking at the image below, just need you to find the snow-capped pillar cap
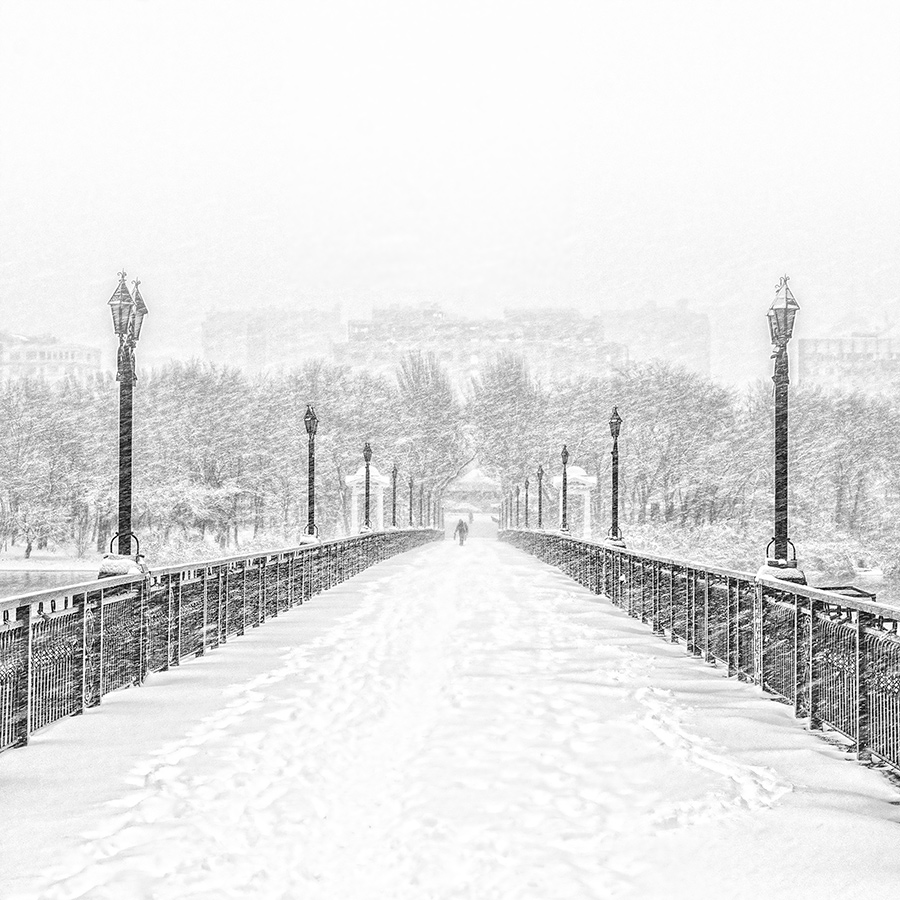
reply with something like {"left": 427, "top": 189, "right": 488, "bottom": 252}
{"left": 552, "top": 466, "right": 597, "bottom": 491}
{"left": 345, "top": 465, "right": 391, "bottom": 489}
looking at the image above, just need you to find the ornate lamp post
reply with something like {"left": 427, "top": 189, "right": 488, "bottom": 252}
{"left": 304, "top": 405, "right": 318, "bottom": 536}
{"left": 524, "top": 477, "right": 530, "bottom": 528}
{"left": 363, "top": 442, "right": 372, "bottom": 529}
{"left": 762, "top": 275, "right": 805, "bottom": 583}
{"left": 608, "top": 407, "right": 625, "bottom": 547}
{"left": 537, "top": 465, "right": 544, "bottom": 528}
{"left": 560, "top": 445, "right": 569, "bottom": 532}
{"left": 419, "top": 483, "right": 424, "bottom": 526}
{"left": 391, "top": 463, "right": 398, "bottom": 528}
{"left": 515, "top": 485, "right": 520, "bottom": 527}
{"left": 408, "top": 475, "right": 414, "bottom": 527}
{"left": 108, "top": 271, "right": 148, "bottom": 556}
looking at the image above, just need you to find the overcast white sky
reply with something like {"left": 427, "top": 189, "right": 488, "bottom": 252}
{"left": 1, "top": 0, "right": 898, "bottom": 381}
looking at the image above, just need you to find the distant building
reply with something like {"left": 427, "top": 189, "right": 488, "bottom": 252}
{"left": 202, "top": 305, "right": 343, "bottom": 372}
{"left": 798, "top": 334, "right": 900, "bottom": 393}
{"left": 444, "top": 468, "right": 501, "bottom": 514}
{"left": 601, "top": 300, "right": 711, "bottom": 375}
{"left": 0, "top": 333, "right": 101, "bottom": 382}
{"left": 334, "top": 304, "right": 628, "bottom": 386}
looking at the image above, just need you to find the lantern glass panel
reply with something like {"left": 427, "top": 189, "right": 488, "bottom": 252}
{"left": 130, "top": 286, "right": 149, "bottom": 341}
{"left": 767, "top": 307, "right": 779, "bottom": 345}
{"left": 108, "top": 296, "right": 132, "bottom": 336}
{"left": 132, "top": 307, "right": 146, "bottom": 340}
{"left": 768, "top": 281, "right": 799, "bottom": 347}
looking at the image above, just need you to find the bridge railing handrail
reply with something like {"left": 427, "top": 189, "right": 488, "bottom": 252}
{"left": 0, "top": 527, "right": 443, "bottom": 754}
{"left": 0, "top": 527, "right": 431, "bottom": 615}
{"left": 500, "top": 527, "right": 900, "bottom": 775}
{"left": 513, "top": 528, "right": 900, "bottom": 619}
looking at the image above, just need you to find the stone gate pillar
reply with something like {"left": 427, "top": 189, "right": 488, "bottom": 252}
{"left": 345, "top": 465, "right": 390, "bottom": 532}
{"left": 552, "top": 465, "right": 597, "bottom": 539}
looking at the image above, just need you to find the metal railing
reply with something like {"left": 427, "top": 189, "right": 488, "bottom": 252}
{"left": 501, "top": 528, "right": 900, "bottom": 773}
{"left": 0, "top": 528, "right": 441, "bottom": 753}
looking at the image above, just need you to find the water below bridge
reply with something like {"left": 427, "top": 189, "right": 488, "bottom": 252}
{"left": 1, "top": 538, "right": 897, "bottom": 899}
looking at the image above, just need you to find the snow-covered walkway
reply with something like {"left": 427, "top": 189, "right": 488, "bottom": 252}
{"left": 2, "top": 537, "right": 899, "bottom": 899}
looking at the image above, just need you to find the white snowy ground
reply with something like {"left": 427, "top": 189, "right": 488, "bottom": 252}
{"left": 2, "top": 537, "right": 899, "bottom": 900}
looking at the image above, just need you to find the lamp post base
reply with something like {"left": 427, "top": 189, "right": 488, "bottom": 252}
{"left": 757, "top": 559, "right": 807, "bottom": 585}
{"left": 605, "top": 537, "right": 626, "bottom": 549}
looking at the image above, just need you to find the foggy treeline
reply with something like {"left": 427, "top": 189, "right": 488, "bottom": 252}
{"left": 477, "top": 354, "right": 900, "bottom": 574}
{"left": 0, "top": 354, "right": 469, "bottom": 562}
{"left": 0, "top": 351, "right": 897, "bottom": 574}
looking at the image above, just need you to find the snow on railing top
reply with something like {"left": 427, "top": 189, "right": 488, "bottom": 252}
{"left": 0, "top": 527, "right": 441, "bottom": 617}
{"left": 503, "top": 526, "right": 900, "bottom": 621}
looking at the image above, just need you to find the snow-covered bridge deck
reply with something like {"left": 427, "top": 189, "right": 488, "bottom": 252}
{"left": 2, "top": 538, "right": 898, "bottom": 899}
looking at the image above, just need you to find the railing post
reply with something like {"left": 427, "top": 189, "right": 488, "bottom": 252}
{"left": 652, "top": 560, "right": 662, "bottom": 634}
{"left": 792, "top": 591, "right": 803, "bottom": 719}
{"left": 663, "top": 564, "right": 676, "bottom": 644}
{"left": 726, "top": 577, "right": 737, "bottom": 677}
{"left": 70, "top": 594, "right": 87, "bottom": 712}
{"left": 83, "top": 589, "right": 103, "bottom": 704}
{"left": 685, "top": 569, "right": 695, "bottom": 653}
{"left": 856, "top": 611, "right": 873, "bottom": 761}
{"left": 199, "top": 571, "right": 208, "bottom": 658}
{"left": 753, "top": 581, "right": 764, "bottom": 687}
{"left": 174, "top": 576, "right": 184, "bottom": 663}
{"left": 221, "top": 568, "right": 231, "bottom": 642}
{"left": 13, "top": 605, "right": 32, "bottom": 746}
{"left": 808, "top": 598, "right": 821, "bottom": 729}
{"left": 241, "top": 563, "right": 249, "bottom": 632}
{"left": 131, "top": 579, "right": 147, "bottom": 681}
{"left": 667, "top": 565, "right": 676, "bottom": 641}
{"left": 704, "top": 575, "right": 713, "bottom": 663}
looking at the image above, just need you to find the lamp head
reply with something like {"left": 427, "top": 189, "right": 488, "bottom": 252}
{"left": 108, "top": 271, "right": 134, "bottom": 337}
{"left": 609, "top": 406, "right": 622, "bottom": 439}
{"left": 304, "top": 404, "right": 318, "bottom": 436}
{"left": 767, "top": 274, "right": 800, "bottom": 348}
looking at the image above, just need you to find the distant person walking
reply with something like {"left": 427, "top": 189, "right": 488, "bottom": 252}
{"left": 453, "top": 518, "right": 469, "bottom": 546}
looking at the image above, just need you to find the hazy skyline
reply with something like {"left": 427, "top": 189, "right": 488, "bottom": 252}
{"left": 1, "top": 0, "right": 898, "bottom": 383}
